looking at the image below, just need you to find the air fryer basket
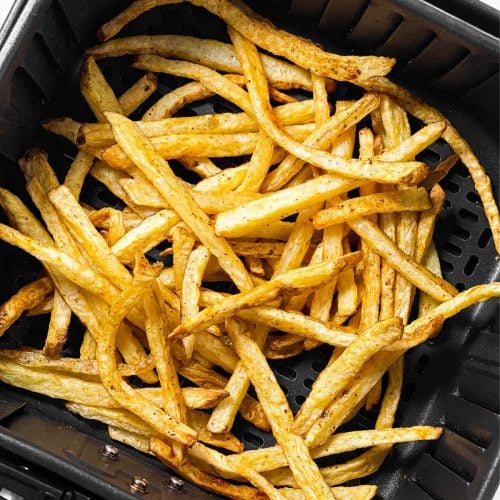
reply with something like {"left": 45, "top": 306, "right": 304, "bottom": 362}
{"left": 0, "top": 0, "right": 498, "bottom": 499}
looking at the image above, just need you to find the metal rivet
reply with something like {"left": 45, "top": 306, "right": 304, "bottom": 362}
{"left": 130, "top": 477, "right": 148, "bottom": 494}
{"left": 167, "top": 476, "right": 185, "bottom": 493}
{"left": 100, "top": 444, "right": 119, "bottom": 461}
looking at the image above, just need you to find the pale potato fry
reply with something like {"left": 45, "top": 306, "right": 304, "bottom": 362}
{"left": 179, "top": 157, "right": 221, "bottom": 178}
{"left": 348, "top": 217, "right": 457, "bottom": 302}
{"left": 102, "top": 123, "right": 315, "bottom": 171}
{"left": 0, "top": 277, "right": 53, "bottom": 337}
{"left": 419, "top": 241, "right": 442, "bottom": 317}
{"left": 80, "top": 99, "right": 314, "bottom": 147}
{"left": 64, "top": 151, "right": 95, "bottom": 200}
{"left": 313, "top": 187, "right": 431, "bottom": 228}
{"left": 98, "top": 0, "right": 394, "bottom": 81}
{"left": 80, "top": 57, "right": 123, "bottom": 122}
{"left": 215, "top": 175, "right": 363, "bottom": 238}
{"left": 42, "top": 117, "right": 81, "bottom": 144}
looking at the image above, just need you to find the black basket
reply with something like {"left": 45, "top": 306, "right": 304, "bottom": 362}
{"left": 0, "top": 0, "right": 498, "bottom": 499}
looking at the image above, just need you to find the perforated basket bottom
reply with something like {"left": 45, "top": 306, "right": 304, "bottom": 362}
{"left": 0, "top": 1, "right": 498, "bottom": 499}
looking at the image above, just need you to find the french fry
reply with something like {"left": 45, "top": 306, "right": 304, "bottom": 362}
{"left": 347, "top": 217, "right": 457, "bottom": 302}
{"left": 43, "top": 290, "right": 71, "bottom": 357}
{"left": 215, "top": 175, "right": 363, "bottom": 238}
{"left": 226, "top": 318, "right": 334, "bottom": 499}
{"left": 293, "top": 318, "right": 402, "bottom": 436}
{"left": 79, "top": 99, "right": 314, "bottom": 147}
{"left": 0, "top": 277, "right": 53, "bottom": 337}
{"left": 41, "top": 117, "right": 80, "bottom": 144}
{"left": 418, "top": 241, "right": 442, "bottom": 317}
{"left": 181, "top": 245, "right": 211, "bottom": 358}
{"left": 106, "top": 112, "right": 255, "bottom": 293}
{"left": 313, "top": 187, "right": 431, "bottom": 228}
{"left": 98, "top": 0, "right": 394, "bottom": 82}
{"left": 229, "top": 28, "right": 426, "bottom": 184}
{"left": 179, "top": 157, "right": 221, "bottom": 179}
{"left": 420, "top": 154, "right": 459, "bottom": 190}
{"left": 89, "top": 34, "right": 314, "bottom": 90}
{"left": 80, "top": 57, "right": 123, "bottom": 122}
{"left": 118, "top": 71, "right": 157, "bottom": 116}
{"left": 360, "top": 76, "right": 500, "bottom": 253}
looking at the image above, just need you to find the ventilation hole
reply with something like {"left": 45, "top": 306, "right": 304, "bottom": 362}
{"left": 463, "top": 255, "right": 479, "bottom": 276}
{"left": 454, "top": 163, "right": 470, "bottom": 178}
{"left": 443, "top": 199, "right": 452, "bottom": 209}
{"left": 275, "top": 364, "right": 297, "bottom": 381}
{"left": 416, "top": 148, "right": 441, "bottom": 166}
{"left": 441, "top": 178, "right": 460, "bottom": 193}
{"left": 441, "top": 260, "right": 454, "bottom": 274}
{"left": 295, "top": 394, "right": 306, "bottom": 406}
{"left": 312, "top": 360, "right": 328, "bottom": 373}
{"left": 443, "top": 241, "right": 462, "bottom": 257}
{"left": 414, "top": 354, "right": 429, "bottom": 374}
{"left": 458, "top": 208, "right": 479, "bottom": 223}
{"left": 401, "top": 382, "right": 416, "bottom": 403}
{"left": 303, "top": 378, "right": 314, "bottom": 390}
{"left": 242, "top": 431, "right": 264, "bottom": 448}
{"left": 455, "top": 282, "right": 465, "bottom": 291}
{"left": 450, "top": 225, "right": 470, "bottom": 240}
{"left": 467, "top": 191, "right": 480, "bottom": 204}
{"left": 96, "top": 188, "right": 121, "bottom": 208}
{"left": 478, "top": 227, "right": 492, "bottom": 248}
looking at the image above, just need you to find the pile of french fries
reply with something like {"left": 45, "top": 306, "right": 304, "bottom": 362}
{"left": 0, "top": 0, "right": 499, "bottom": 498}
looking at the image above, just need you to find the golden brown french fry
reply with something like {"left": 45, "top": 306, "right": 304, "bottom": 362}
{"left": 420, "top": 154, "right": 459, "bottom": 190}
{"left": 313, "top": 187, "right": 431, "bottom": 228}
{"left": 226, "top": 318, "right": 334, "bottom": 499}
{"left": 118, "top": 72, "right": 157, "bottom": 116}
{"left": 418, "top": 241, "right": 442, "bottom": 317}
{"left": 360, "top": 76, "right": 500, "bottom": 253}
{"left": 229, "top": 29, "right": 425, "bottom": 184}
{"left": 262, "top": 94, "right": 378, "bottom": 193}
{"left": 98, "top": 0, "right": 394, "bottom": 82}
{"left": 179, "top": 157, "right": 221, "bottom": 178}
{"left": 181, "top": 245, "right": 211, "bottom": 358}
{"left": 79, "top": 99, "right": 314, "bottom": 147}
{"left": 215, "top": 175, "right": 362, "bottom": 238}
{"left": 43, "top": 290, "right": 71, "bottom": 357}
{"left": 80, "top": 57, "right": 123, "bottom": 122}
{"left": 293, "top": 318, "right": 402, "bottom": 436}
{"left": 27, "top": 295, "right": 53, "bottom": 316}
{"left": 105, "top": 112, "right": 255, "bottom": 293}
{"left": 347, "top": 217, "right": 457, "bottom": 302}
{"left": 171, "top": 223, "right": 196, "bottom": 294}
{"left": 0, "top": 277, "right": 53, "bottom": 337}
{"left": 111, "top": 209, "right": 178, "bottom": 264}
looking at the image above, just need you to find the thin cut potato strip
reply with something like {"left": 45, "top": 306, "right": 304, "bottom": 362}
{"left": 1, "top": 2, "right": 498, "bottom": 497}
{"left": 98, "top": 0, "right": 394, "bottom": 81}
{"left": 88, "top": 34, "right": 314, "bottom": 90}
{"left": 105, "top": 111, "right": 254, "bottom": 293}
{"left": 79, "top": 99, "right": 315, "bottom": 147}
{"left": 360, "top": 76, "right": 500, "bottom": 253}
{"left": 0, "top": 277, "right": 53, "bottom": 336}
{"left": 348, "top": 217, "right": 458, "bottom": 302}
{"left": 313, "top": 187, "right": 431, "bottom": 228}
